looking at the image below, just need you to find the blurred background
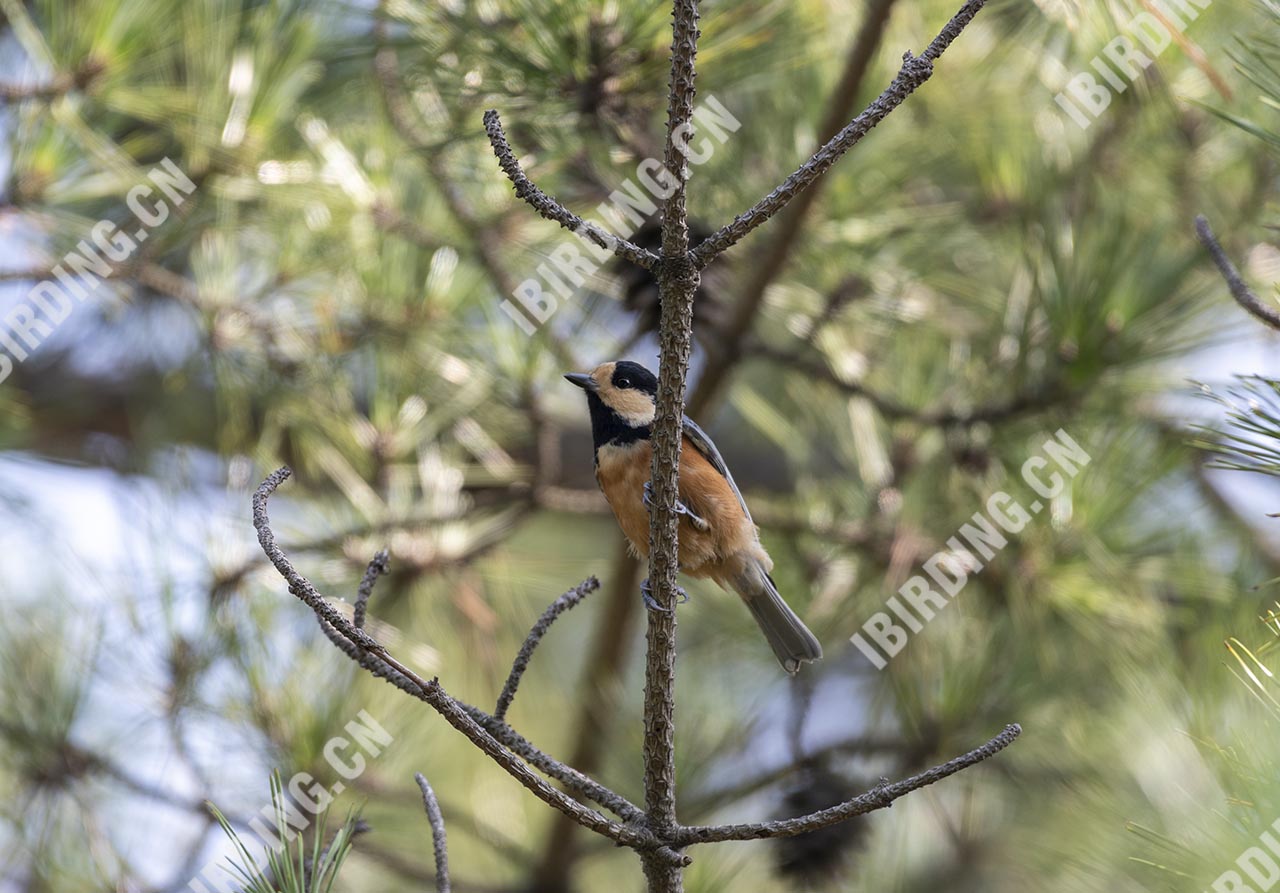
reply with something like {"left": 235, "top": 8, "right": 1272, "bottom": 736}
{"left": 1, "top": 0, "right": 1279, "bottom": 890}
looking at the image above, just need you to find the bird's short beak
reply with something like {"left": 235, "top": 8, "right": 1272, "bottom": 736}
{"left": 564, "top": 372, "right": 597, "bottom": 392}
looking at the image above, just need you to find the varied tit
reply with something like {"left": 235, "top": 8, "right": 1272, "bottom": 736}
{"left": 565, "top": 361, "right": 823, "bottom": 674}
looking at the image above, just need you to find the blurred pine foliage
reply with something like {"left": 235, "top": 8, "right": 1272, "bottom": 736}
{"left": 0, "top": 0, "right": 1277, "bottom": 890}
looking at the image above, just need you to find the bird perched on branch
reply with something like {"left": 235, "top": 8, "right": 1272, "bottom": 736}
{"left": 565, "top": 361, "right": 823, "bottom": 673}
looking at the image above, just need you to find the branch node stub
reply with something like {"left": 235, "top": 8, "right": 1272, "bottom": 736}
{"left": 900, "top": 51, "right": 933, "bottom": 82}
{"left": 873, "top": 778, "right": 894, "bottom": 808}
{"left": 658, "top": 252, "right": 700, "bottom": 290}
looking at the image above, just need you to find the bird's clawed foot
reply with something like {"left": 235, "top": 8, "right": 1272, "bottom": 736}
{"left": 642, "top": 481, "right": 711, "bottom": 532}
{"left": 640, "top": 577, "right": 690, "bottom": 612}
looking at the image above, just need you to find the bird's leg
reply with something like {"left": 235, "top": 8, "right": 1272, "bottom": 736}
{"left": 643, "top": 480, "right": 710, "bottom": 532}
{"left": 639, "top": 577, "right": 667, "bottom": 612}
{"left": 639, "top": 482, "right": 696, "bottom": 609}
{"left": 639, "top": 577, "right": 689, "bottom": 611}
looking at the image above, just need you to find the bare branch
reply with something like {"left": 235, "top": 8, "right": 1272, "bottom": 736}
{"left": 494, "top": 576, "right": 600, "bottom": 721}
{"left": 254, "top": 469, "right": 384, "bottom": 654}
{"left": 354, "top": 3, "right": 1016, "bottom": 890}
{"left": 686, "top": 0, "right": 897, "bottom": 416}
{"left": 353, "top": 549, "right": 390, "bottom": 630}
{"left": 252, "top": 468, "right": 661, "bottom": 852}
{"left": 671, "top": 724, "right": 1021, "bottom": 844}
{"left": 1195, "top": 215, "right": 1280, "bottom": 332}
{"left": 482, "top": 110, "right": 660, "bottom": 271}
{"left": 690, "top": 0, "right": 986, "bottom": 268}
{"left": 415, "top": 773, "right": 451, "bottom": 893}
{"left": 637, "top": 4, "right": 704, "bottom": 890}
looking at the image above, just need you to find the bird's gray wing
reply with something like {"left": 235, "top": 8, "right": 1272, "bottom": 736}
{"left": 682, "top": 415, "right": 753, "bottom": 525}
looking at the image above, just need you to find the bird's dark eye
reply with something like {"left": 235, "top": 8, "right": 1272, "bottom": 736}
{"left": 616, "top": 377, "right": 632, "bottom": 389}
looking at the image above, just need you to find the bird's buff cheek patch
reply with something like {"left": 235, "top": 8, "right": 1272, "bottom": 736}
{"left": 597, "top": 383, "right": 656, "bottom": 426}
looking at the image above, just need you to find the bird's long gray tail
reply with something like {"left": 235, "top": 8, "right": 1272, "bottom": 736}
{"left": 734, "top": 560, "right": 823, "bottom": 674}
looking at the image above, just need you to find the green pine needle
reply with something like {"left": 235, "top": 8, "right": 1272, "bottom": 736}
{"left": 207, "top": 772, "right": 361, "bottom": 893}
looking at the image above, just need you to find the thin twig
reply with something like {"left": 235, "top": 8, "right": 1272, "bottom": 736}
{"left": 354, "top": 772, "right": 537, "bottom": 867}
{"left": 353, "top": 549, "right": 390, "bottom": 630}
{"left": 254, "top": 469, "right": 384, "bottom": 654}
{"left": 313, "top": 604, "right": 650, "bottom": 831}
{"left": 687, "top": 0, "right": 898, "bottom": 416}
{"left": 689, "top": 0, "right": 985, "bottom": 269}
{"left": 1195, "top": 215, "right": 1280, "bottom": 332}
{"left": 528, "top": 544, "right": 644, "bottom": 891}
{"left": 482, "top": 110, "right": 660, "bottom": 271}
{"left": 672, "top": 724, "right": 1020, "bottom": 844}
{"left": 415, "top": 773, "right": 451, "bottom": 893}
{"left": 463, "top": 706, "right": 649, "bottom": 827}
{"left": 494, "top": 576, "right": 600, "bottom": 720}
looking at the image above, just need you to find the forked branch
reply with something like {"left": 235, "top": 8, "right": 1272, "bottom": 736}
{"left": 255, "top": 457, "right": 1017, "bottom": 885}
{"left": 483, "top": 110, "right": 661, "bottom": 271}
{"left": 258, "top": 0, "right": 1017, "bottom": 888}
{"left": 252, "top": 467, "right": 665, "bottom": 854}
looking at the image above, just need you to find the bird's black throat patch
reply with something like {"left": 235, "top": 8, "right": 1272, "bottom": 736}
{"left": 586, "top": 392, "right": 652, "bottom": 451}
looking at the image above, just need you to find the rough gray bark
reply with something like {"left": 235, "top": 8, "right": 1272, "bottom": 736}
{"left": 640, "top": 4, "right": 702, "bottom": 886}
{"left": 414, "top": 773, "right": 451, "bottom": 893}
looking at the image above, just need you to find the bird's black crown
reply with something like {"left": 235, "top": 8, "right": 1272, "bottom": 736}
{"left": 611, "top": 361, "right": 658, "bottom": 395}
